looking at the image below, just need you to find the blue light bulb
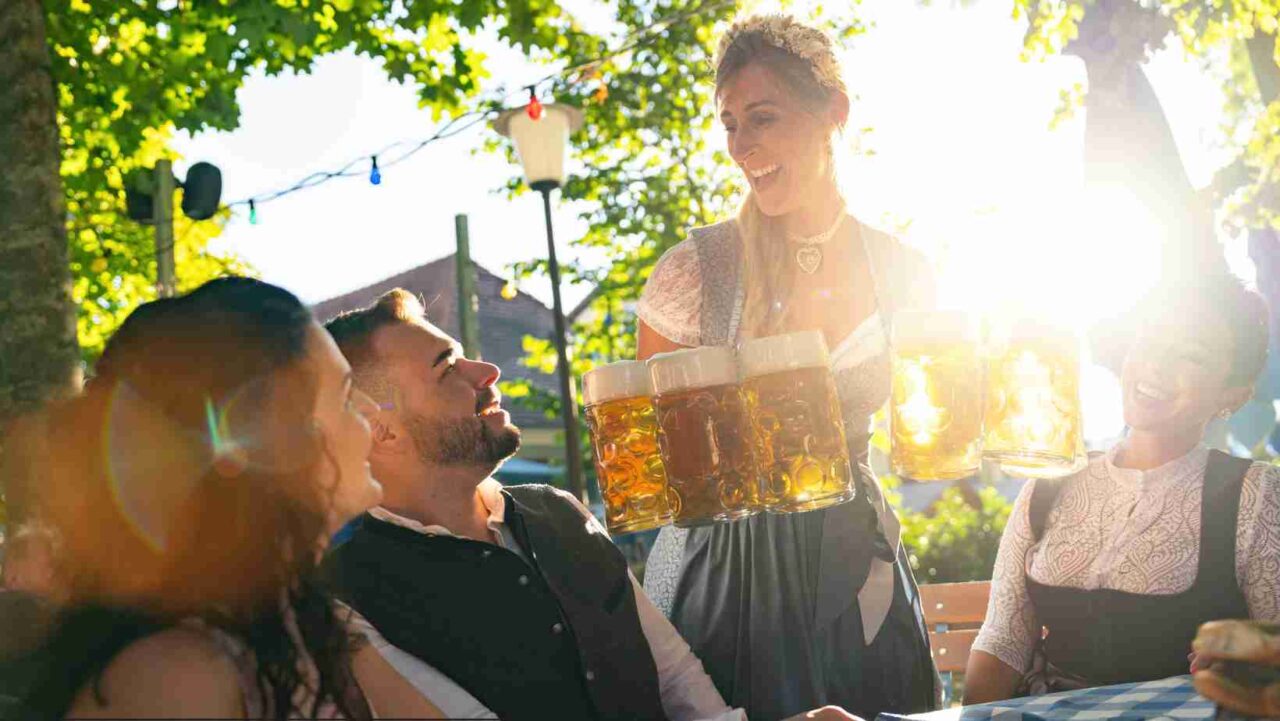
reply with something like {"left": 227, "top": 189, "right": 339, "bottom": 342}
{"left": 370, "top": 156, "right": 381, "bottom": 186}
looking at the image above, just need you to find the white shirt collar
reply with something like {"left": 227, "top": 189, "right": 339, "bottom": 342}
{"left": 368, "top": 478, "right": 507, "bottom": 539}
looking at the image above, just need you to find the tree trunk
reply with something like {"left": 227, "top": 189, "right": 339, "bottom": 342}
{"left": 0, "top": 0, "right": 81, "bottom": 522}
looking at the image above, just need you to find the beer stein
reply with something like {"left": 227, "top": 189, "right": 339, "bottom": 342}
{"left": 889, "top": 310, "right": 983, "bottom": 481}
{"left": 648, "top": 347, "right": 758, "bottom": 526}
{"left": 982, "top": 319, "right": 1086, "bottom": 478}
{"left": 582, "top": 360, "right": 674, "bottom": 534}
{"left": 739, "top": 331, "right": 855, "bottom": 513}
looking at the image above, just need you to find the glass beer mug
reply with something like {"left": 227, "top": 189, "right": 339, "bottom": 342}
{"left": 648, "top": 347, "right": 759, "bottom": 526}
{"left": 582, "top": 360, "right": 674, "bottom": 534}
{"left": 739, "top": 331, "right": 856, "bottom": 513}
{"left": 889, "top": 310, "right": 983, "bottom": 481}
{"left": 982, "top": 319, "right": 1085, "bottom": 478}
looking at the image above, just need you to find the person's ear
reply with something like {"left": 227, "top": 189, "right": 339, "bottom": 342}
{"left": 368, "top": 415, "right": 407, "bottom": 458}
{"left": 1217, "top": 385, "right": 1255, "bottom": 421}
{"left": 829, "top": 91, "right": 850, "bottom": 130}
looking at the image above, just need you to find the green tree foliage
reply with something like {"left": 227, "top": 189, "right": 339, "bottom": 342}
{"left": 0, "top": 0, "right": 635, "bottom": 522}
{"left": 892, "top": 481, "right": 1013, "bottom": 584}
{"left": 1014, "top": 0, "right": 1280, "bottom": 230}
{"left": 45, "top": 0, "right": 593, "bottom": 361}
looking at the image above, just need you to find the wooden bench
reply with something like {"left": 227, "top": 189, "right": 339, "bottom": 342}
{"left": 919, "top": 580, "right": 991, "bottom": 705}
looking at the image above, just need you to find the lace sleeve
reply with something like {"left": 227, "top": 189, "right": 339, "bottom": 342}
{"left": 1238, "top": 462, "right": 1280, "bottom": 621}
{"left": 638, "top": 241, "right": 703, "bottom": 347}
{"left": 971, "top": 480, "right": 1041, "bottom": 673}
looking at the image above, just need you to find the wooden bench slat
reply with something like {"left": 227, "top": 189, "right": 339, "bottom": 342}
{"left": 919, "top": 581, "right": 991, "bottom": 626}
{"left": 929, "top": 628, "right": 979, "bottom": 674}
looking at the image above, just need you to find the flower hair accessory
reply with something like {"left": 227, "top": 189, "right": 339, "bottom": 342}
{"left": 715, "top": 14, "right": 845, "bottom": 93}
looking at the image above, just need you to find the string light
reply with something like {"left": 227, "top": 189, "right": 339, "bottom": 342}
{"left": 525, "top": 86, "right": 543, "bottom": 120}
{"left": 500, "top": 280, "right": 518, "bottom": 300}
{"left": 221, "top": 0, "right": 735, "bottom": 226}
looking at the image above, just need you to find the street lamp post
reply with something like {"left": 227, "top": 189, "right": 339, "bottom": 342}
{"left": 494, "top": 100, "right": 588, "bottom": 503}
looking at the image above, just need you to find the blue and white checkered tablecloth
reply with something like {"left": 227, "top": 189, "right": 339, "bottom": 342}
{"left": 878, "top": 676, "right": 1216, "bottom": 721}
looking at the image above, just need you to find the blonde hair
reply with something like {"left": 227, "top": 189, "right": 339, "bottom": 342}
{"left": 715, "top": 14, "right": 849, "bottom": 338}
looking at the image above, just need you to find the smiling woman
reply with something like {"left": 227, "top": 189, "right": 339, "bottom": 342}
{"left": 7, "top": 278, "right": 451, "bottom": 720}
{"left": 637, "top": 13, "right": 940, "bottom": 721}
{"left": 965, "top": 272, "right": 1280, "bottom": 705}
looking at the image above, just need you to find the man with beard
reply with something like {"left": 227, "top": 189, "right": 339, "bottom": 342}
{"left": 320, "top": 289, "right": 741, "bottom": 721}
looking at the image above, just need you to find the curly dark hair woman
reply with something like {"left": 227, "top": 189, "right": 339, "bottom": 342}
{"left": 7, "top": 277, "right": 434, "bottom": 719}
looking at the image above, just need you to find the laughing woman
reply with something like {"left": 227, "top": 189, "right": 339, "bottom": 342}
{"left": 965, "top": 274, "right": 1280, "bottom": 703}
{"left": 12, "top": 278, "right": 446, "bottom": 719}
{"left": 638, "top": 14, "right": 939, "bottom": 721}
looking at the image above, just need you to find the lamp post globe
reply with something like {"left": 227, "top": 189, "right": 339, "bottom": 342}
{"left": 494, "top": 102, "right": 588, "bottom": 503}
{"left": 494, "top": 103, "right": 584, "bottom": 191}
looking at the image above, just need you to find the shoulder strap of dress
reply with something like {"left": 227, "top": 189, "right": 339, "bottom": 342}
{"left": 1199, "top": 449, "right": 1253, "bottom": 591}
{"left": 689, "top": 220, "right": 743, "bottom": 346}
{"left": 859, "top": 221, "right": 933, "bottom": 345}
{"left": 860, "top": 221, "right": 897, "bottom": 315}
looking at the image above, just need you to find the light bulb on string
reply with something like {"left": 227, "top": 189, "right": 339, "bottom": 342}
{"left": 525, "top": 86, "right": 543, "bottom": 121}
{"left": 370, "top": 156, "right": 381, "bottom": 185}
{"left": 500, "top": 280, "right": 518, "bottom": 300}
{"left": 249, "top": 199, "right": 258, "bottom": 225}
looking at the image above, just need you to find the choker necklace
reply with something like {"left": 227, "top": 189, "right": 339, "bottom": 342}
{"left": 788, "top": 209, "right": 846, "bottom": 274}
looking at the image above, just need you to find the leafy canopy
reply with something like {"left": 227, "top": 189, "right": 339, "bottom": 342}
{"left": 47, "top": 0, "right": 587, "bottom": 360}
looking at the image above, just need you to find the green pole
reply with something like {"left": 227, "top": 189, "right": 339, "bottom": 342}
{"left": 454, "top": 214, "right": 481, "bottom": 360}
{"left": 154, "top": 160, "right": 176, "bottom": 297}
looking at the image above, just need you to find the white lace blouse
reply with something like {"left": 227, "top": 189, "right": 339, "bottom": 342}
{"left": 972, "top": 445, "right": 1280, "bottom": 674}
{"left": 638, "top": 240, "right": 705, "bottom": 348}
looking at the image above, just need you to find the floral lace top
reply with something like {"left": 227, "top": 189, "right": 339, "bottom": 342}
{"left": 972, "top": 445, "right": 1280, "bottom": 674}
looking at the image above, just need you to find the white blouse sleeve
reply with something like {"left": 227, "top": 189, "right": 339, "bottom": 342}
{"left": 971, "top": 480, "right": 1042, "bottom": 674}
{"left": 1237, "top": 461, "right": 1280, "bottom": 622}
{"left": 637, "top": 241, "right": 703, "bottom": 347}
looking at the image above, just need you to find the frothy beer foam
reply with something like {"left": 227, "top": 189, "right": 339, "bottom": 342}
{"left": 582, "top": 360, "right": 651, "bottom": 406}
{"left": 647, "top": 346, "right": 737, "bottom": 396}
{"left": 738, "top": 330, "right": 830, "bottom": 379}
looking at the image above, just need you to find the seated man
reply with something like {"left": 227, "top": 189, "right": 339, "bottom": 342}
{"left": 324, "top": 290, "right": 854, "bottom": 721}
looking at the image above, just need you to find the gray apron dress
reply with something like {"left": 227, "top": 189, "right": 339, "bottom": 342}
{"left": 642, "top": 219, "right": 941, "bottom": 721}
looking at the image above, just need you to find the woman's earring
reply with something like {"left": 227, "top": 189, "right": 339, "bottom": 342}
{"left": 1218, "top": 408, "right": 1234, "bottom": 420}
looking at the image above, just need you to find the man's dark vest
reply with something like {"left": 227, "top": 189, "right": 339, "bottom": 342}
{"left": 1025, "top": 450, "right": 1251, "bottom": 687}
{"left": 323, "top": 484, "right": 667, "bottom": 721}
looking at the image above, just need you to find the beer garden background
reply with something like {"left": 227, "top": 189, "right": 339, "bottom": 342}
{"left": 2, "top": 0, "right": 1280, "bottom": 587}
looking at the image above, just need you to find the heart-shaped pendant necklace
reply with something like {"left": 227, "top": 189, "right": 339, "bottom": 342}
{"left": 795, "top": 245, "right": 823, "bottom": 274}
{"left": 789, "top": 209, "right": 847, "bottom": 275}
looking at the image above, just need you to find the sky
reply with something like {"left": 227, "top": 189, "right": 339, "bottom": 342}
{"left": 171, "top": 0, "right": 1241, "bottom": 442}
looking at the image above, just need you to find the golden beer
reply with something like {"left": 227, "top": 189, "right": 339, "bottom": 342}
{"left": 982, "top": 320, "right": 1085, "bottom": 478}
{"left": 740, "top": 331, "right": 855, "bottom": 513}
{"left": 582, "top": 361, "right": 673, "bottom": 534}
{"left": 649, "top": 347, "right": 758, "bottom": 526}
{"left": 890, "top": 311, "right": 983, "bottom": 481}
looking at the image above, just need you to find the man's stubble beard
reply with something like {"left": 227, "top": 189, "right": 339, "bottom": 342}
{"left": 407, "top": 413, "right": 521, "bottom": 469}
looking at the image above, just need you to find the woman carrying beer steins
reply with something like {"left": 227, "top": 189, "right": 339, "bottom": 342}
{"left": 637, "top": 14, "right": 940, "bottom": 721}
